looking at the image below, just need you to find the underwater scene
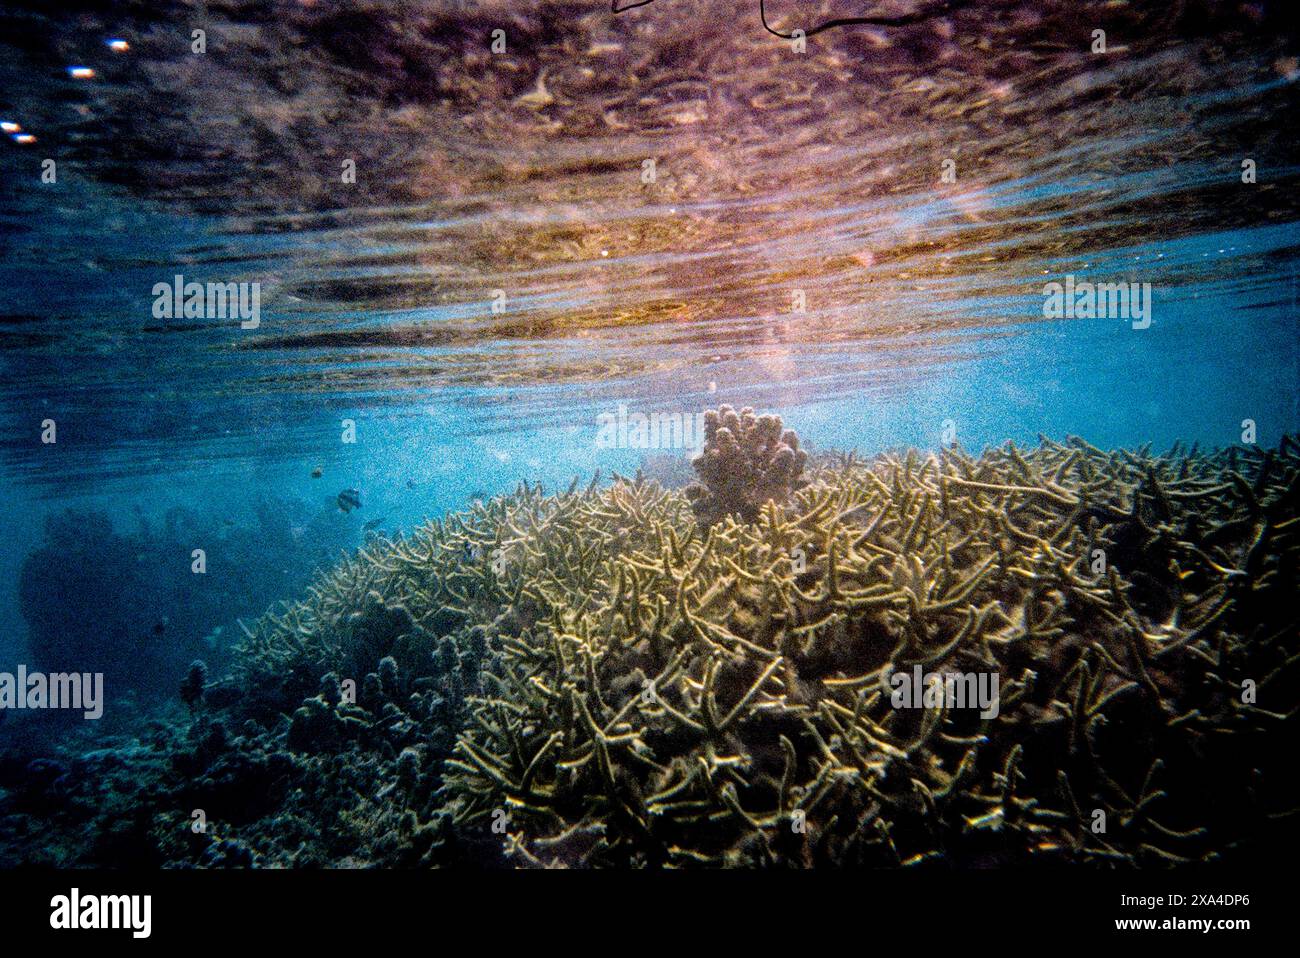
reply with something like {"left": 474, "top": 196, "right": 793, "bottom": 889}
{"left": 0, "top": 0, "right": 1297, "bottom": 907}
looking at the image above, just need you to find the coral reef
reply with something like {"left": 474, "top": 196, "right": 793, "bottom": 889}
{"left": 180, "top": 661, "right": 208, "bottom": 710}
{"left": 686, "top": 405, "right": 809, "bottom": 526}
{"left": 440, "top": 436, "right": 1299, "bottom": 866}
{"left": 1, "top": 434, "right": 1297, "bottom": 868}
{"left": 14, "top": 496, "right": 359, "bottom": 701}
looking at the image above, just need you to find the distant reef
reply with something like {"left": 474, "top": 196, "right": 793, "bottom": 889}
{"left": 14, "top": 496, "right": 358, "bottom": 705}
{"left": 1, "top": 420, "right": 1297, "bottom": 867}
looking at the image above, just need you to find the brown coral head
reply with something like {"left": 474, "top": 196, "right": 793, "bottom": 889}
{"left": 688, "top": 405, "right": 808, "bottom": 525}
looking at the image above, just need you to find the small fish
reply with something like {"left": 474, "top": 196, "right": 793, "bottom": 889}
{"left": 337, "top": 488, "right": 362, "bottom": 513}
{"left": 406, "top": 478, "right": 416, "bottom": 490}
{"left": 362, "top": 516, "right": 386, "bottom": 532}
{"left": 469, "top": 490, "right": 488, "bottom": 503}
{"left": 311, "top": 466, "right": 323, "bottom": 479}
{"left": 153, "top": 618, "right": 169, "bottom": 636}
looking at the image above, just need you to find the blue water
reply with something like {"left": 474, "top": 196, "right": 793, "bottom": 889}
{"left": 1, "top": 0, "right": 1297, "bottom": 675}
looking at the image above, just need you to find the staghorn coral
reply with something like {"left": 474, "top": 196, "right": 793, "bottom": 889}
{"left": 439, "top": 435, "right": 1300, "bottom": 867}
{"left": 686, "top": 405, "right": 809, "bottom": 526}
{"left": 3, "top": 435, "right": 1297, "bottom": 868}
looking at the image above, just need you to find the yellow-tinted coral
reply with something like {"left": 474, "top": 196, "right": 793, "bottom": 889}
{"left": 232, "top": 435, "right": 1299, "bottom": 868}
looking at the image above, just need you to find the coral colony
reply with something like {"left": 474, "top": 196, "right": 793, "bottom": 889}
{"left": 0, "top": 0, "right": 1290, "bottom": 916}
{"left": 3, "top": 412, "right": 1295, "bottom": 867}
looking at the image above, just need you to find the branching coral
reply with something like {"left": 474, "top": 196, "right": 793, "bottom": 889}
{"left": 72, "top": 432, "right": 1294, "bottom": 870}
{"left": 437, "top": 435, "right": 1299, "bottom": 867}
{"left": 686, "top": 405, "right": 809, "bottom": 526}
